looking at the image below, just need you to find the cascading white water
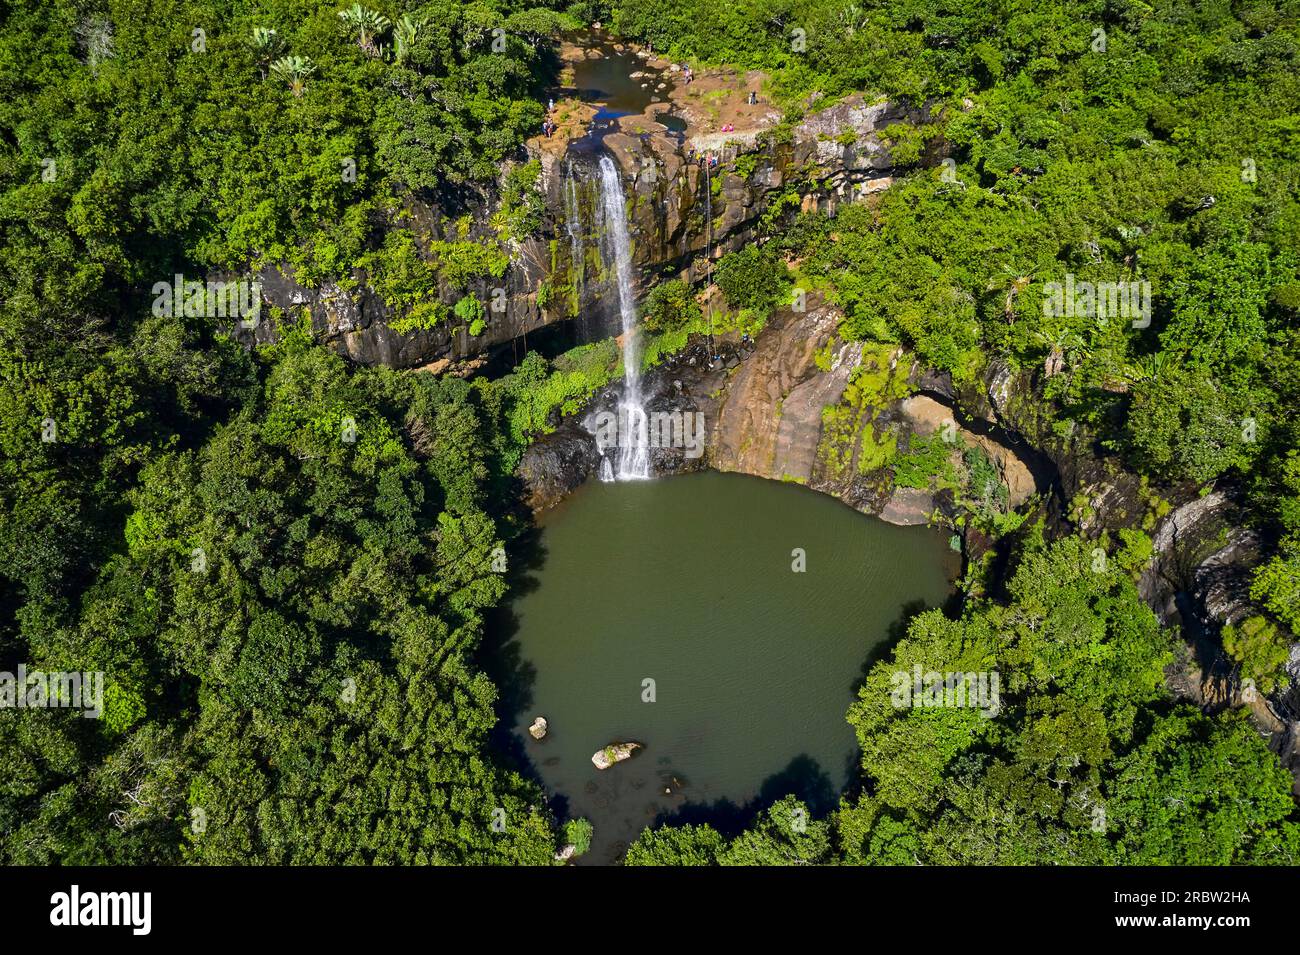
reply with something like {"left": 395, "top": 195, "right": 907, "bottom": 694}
{"left": 563, "top": 162, "right": 588, "bottom": 343}
{"left": 597, "top": 154, "right": 649, "bottom": 480}
{"left": 563, "top": 162, "right": 584, "bottom": 296}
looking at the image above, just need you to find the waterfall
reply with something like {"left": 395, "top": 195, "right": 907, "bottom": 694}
{"left": 564, "top": 161, "right": 584, "bottom": 297}
{"left": 597, "top": 154, "right": 649, "bottom": 481}
{"left": 563, "top": 161, "right": 589, "bottom": 343}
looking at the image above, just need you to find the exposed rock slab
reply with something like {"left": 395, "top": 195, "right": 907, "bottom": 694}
{"left": 518, "top": 424, "right": 601, "bottom": 513}
{"left": 592, "top": 742, "right": 641, "bottom": 769}
{"left": 879, "top": 487, "right": 937, "bottom": 526}
{"left": 712, "top": 307, "right": 842, "bottom": 480}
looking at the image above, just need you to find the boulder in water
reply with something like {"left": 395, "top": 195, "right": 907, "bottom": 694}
{"left": 528, "top": 716, "right": 548, "bottom": 740}
{"left": 591, "top": 741, "right": 641, "bottom": 769}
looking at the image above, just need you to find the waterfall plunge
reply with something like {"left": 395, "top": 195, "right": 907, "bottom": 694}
{"left": 563, "top": 161, "right": 584, "bottom": 295}
{"left": 563, "top": 160, "right": 586, "bottom": 346}
{"left": 597, "top": 154, "right": 650, "bottom": 481}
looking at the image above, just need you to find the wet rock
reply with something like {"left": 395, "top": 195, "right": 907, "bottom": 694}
{"left": 1139, "top": 490, "right": 1239, "bottom": 625}
{"left": 879, "top": 487, "right": 936, "bottom": 526}
{"left": 592, "top": 742, "right": 641, "bottom": 769}
{"left": 518, "top": 425, "right": 599, "bottom": 513}
{"left": 528, "top": 716, "right": 548, "bottom": 740}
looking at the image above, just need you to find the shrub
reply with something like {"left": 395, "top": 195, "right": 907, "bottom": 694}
{"left": 499, "top": 161, "right": 545, "bottom": 241}
{"left": 1223, "top": 615, "right": 1291, "bottom": 694}
{"left": 564, "top": 818, "right": 593, "bottom": 856}
{"left": 714, "top": 245, "right": 789, "bottom": 314}
{"left": 454, "top": 294, "right": 485, "bottom": 325}
{"left": 643, "top": 278, "right": 702, "bottom": 332}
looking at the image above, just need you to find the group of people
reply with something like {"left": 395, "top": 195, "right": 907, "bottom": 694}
{"left": 542, "top": 97, "right": 557, "bottom": 137}
{"left": 685, "top": 147, "right": 720, "bottom": 169}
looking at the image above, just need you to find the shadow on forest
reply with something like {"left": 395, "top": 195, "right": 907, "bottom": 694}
{"left": 478, "top": 520, "right": 548, "bottom": 787}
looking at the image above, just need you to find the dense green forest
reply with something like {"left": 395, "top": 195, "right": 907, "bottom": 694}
{"left": 3, "top": 0, "right": 1299, "bottom": 864}
{"left": 1, "top": 0, "right": 574, "bottom": 864}
{"left": 618, "top": 0, "right": 1300, "bottom": 864}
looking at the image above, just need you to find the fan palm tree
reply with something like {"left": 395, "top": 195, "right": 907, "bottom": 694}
{"left": 338, "top": 4, "right": 390, "bottom": 57}
{"left": 250, "top": 27, "right": 283, "bottom": 80}
{"left": 988, "top": 261, "right": 1044, "bottom": 323}
{"left": 270, "top": 55, "right": 315, "bottom": 97}
{"left": 393, "top": 14, "right": 423, "bottom": 64}
{"left": 1122, "top": 350, "right": 1168, "bottom": 384}
{"left": 1033, "top": 327, "right": 1087, "bottom": 380}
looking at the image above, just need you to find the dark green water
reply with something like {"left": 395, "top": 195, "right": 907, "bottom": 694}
{"left": 570, "top": 40, "right": 665, "bottom": 120}
{"left": 488, "top": 471, "right": 957, "bottom": 864}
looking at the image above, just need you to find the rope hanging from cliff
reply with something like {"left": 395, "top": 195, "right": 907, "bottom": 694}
{"left": 705, "top": 164, "right": 715, "bottom": 361}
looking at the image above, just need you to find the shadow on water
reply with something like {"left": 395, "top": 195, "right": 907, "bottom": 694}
{"left": 648, "top": 753, "right": 839, "bottom": 844}
{"left": 637, "top": 589, "right": 944, "bottom": 849}
{"left": 757, "top": 754, "right": 839, "bottom": 816}
{"left": 478, "top": 523, "right": 547, "bottom": 785}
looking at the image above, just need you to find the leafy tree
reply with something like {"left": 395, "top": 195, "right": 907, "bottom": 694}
{"left": 1222, "top": 616, "right": 1290, "bottom": 694}
{"left": 624, "top": 823, "right": 725, "bottom": 865}
{"left": 642, "top": 278, "right": 701, "bottom": 332}
{"left": 714, "top": 245, "right": 790, "bottom": 315}
{"left": 1125, "top": 368, "right": 1258, "bottom": 484}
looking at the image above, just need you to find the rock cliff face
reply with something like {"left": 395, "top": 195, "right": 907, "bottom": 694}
{"left": 703, "top": 304, "right": 1044, "bottom": 525}
{"left": 575, "top": 92, "right": 925, "bottom": 283}
{"left": 520, "top": 300, "right": 1045, "bottom": 531}
{"left": 229, "top": 61, "right": 930, "bottom": 371}
{"left": 229, "top": 199, "right": 558, "bottom": 370}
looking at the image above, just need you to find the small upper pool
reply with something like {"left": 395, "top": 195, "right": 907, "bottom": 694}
{"left": 569, "top": 40, "right": 668, "bottom": 122}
